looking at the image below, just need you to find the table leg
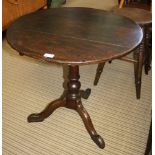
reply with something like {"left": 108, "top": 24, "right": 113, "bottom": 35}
{"left": 27, "top": 99, "right": 66, "bottom": 122}
{"left": 27, "top": 65, "right": 105, "bottom": 149}
{"left": 76, "top": 102, "right": 105, "bottom": 149}
{"left": 66, "top": 65, "right": 105, "bottom": 149}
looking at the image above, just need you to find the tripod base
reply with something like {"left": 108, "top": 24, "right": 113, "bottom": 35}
{"left": 28, "top": 65, "right": 105, "bottom": 149}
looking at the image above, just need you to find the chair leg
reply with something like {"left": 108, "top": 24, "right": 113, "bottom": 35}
{"left": 94, "top": 62, "right": 105, "bottom": 86}
{"left": 134, "top": 45, "right": 144, "bottom": 99}
{"left": 144, "top": 28, "right": 152, "bottom": 75}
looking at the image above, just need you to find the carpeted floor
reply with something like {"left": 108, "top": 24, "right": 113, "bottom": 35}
{"left": 2, "top": 1, "right": 152, "bottom": 154}
{"left": 2, "top": 33, "right": 151, "bottom": 155}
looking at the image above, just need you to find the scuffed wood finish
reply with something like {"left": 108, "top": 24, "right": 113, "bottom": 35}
{"left": 28, "top": 65, "right": 105, "bottom": 149}
{"left": 94, "top": 7, "right": 152, "bottom": 99}
{"left": 7, "top": 7, "right": 143, "bottom": 65}
{"left": 113, "top": 7, "right": 152, "bottom": 25}
{"left": 113, "top": 7, "right": 152, "bottom": 92}
{"left": 6, "top": 7, "right": 143, "bottom": 149}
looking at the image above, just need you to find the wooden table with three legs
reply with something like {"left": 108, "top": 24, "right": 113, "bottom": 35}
{"left": 7, "top": 7, "right": 143, "bottom": 149}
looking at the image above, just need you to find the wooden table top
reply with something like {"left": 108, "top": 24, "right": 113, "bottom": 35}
{"left": 7, "top": 7, "right": 143, "bottom": 65}
{"left": 113, "top": 7, "right": 152, "bottom": 25}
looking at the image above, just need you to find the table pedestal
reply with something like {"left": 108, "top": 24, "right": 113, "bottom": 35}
{"left": 27, "top": 65, "right": 105, "bottom": 149}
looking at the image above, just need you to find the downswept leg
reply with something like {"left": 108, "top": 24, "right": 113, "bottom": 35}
{"left": 76, "top": 101, "right": 105, "bottom": 149}
{"left": 66, "top": 65, "right": 105, "bottom": 149}
{"left": 28, "top": 99, "right": 66, "bottom": 122}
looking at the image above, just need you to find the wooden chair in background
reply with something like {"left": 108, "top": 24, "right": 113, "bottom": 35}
{"left": 94, "top": 0, "right": 152, "bottom": 99}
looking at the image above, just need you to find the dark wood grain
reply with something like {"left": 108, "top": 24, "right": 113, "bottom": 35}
{"left": 7, "top": 7, "right": 143, "bottom": 65}
{"left": 6, "top": 7, "right": 143, "bottom": 149}
{"left": 28, "top": 65, "right": 105, "bottom": 149}
{"left": 113, "top": 8, "right": 152, "bottom": 75}
{"left": 113, "top": 7, "right": 152, "bottom": 25}
{"left": 94, "top": 7, "right": 151, "bottom": 99}
{"left": 94, "top": 62, "right": 105, "bottom": 85}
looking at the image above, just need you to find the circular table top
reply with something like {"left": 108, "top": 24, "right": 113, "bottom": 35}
{"left": 113, "top": 7, "right": 152, "bottom": 25}
{"left": 7, "top": 7, "right": 143, "bottom": 65}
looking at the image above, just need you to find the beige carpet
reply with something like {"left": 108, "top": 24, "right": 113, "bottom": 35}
{"left": 2, "top": 32, "right": 152, "bottom": 155}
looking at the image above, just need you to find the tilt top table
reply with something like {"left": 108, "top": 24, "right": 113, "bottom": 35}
{"left": 7, "top": 7, "right": 143, "bottom": 149}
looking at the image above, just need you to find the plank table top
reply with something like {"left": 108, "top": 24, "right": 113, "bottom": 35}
{"left": 7, "top": 7, "right": 143, "bottom": 65}
{"left": 6, "top": 7, "right": 144, "bottom": 149}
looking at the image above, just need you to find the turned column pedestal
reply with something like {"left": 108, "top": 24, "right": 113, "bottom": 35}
{"left": 27, "top": 65, "right": 105, "bottom": 149}
{"left": 7, "top": 7, "right": 143, "bottom": 149}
